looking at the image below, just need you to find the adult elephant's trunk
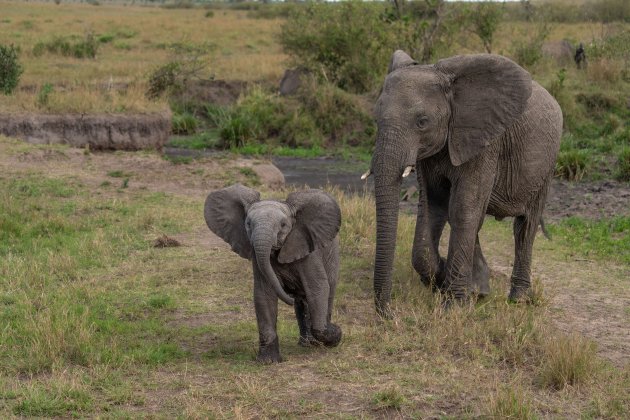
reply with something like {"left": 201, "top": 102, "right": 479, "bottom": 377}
{"left": 252, "top": 228, "right": 294, "bottom": 306}
{"left": 372, "top": 135, "right": 410, "bottom": 317}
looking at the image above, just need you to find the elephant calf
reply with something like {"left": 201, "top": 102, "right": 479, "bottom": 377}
{"left": 204, "top": 184, "right": 342, "bottom": 363}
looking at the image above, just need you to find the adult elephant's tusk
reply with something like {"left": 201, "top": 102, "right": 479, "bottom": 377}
{"left": 402, "top": 166, "right": 414, "bottom": 178}
{"left": 361, "top": 169, "right": 373, "bottom": 180}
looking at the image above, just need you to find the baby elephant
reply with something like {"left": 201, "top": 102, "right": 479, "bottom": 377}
{"left": 204, "top": 184, "right": 342, "bottom": 363}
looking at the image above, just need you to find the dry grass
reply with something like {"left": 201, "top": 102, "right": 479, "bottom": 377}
{"left": 0, "top": 2, "right": 286, "bottom": 112}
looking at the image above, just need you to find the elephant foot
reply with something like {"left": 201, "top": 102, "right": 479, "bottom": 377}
{"left": 312, "top": 324, "right": 342, "bottom": 348}
{"left": 256, "top": 337, "right": 282, "bottom": 364}
{"left": 419, "top": 258, "right": 447, "bottom": 293}
{"left": 508, "top": 285, "right": 533, "bottom": 304}
{"left": 375, "top": 300, "right": 393, "bottom": 320}
{"left": 298, "top": 334, "right": 322, "bottom": 347}
{"left": 471, "top": 269, "right": 490, "bottom": 298}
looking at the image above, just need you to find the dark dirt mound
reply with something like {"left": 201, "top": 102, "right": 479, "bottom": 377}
{"left": 0, "top": 112, "right": 171, "bottom": 151}
{"left": 545, "top": 179, "right": 630, "bottom": 220}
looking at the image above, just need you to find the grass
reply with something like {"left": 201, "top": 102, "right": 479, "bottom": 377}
{"left": 1, "top": 137, "right": 628, "bottom": 417}
{"left": 547, "top": 216, "right": 630, "bottom": 264}
{"left": 0, "top": 2, "right": 286, "bottom": 113}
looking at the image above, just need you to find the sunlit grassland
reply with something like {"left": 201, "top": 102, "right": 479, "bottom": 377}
{"left": 1, "top": 139, "right": 628, "bottom": 417}
{"left": 0, "top": 1, "right": 286, "bottom": 112}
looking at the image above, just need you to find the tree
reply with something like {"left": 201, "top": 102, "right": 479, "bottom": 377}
{"left": 471, "top": 1, "right": 504, "bottom": 54}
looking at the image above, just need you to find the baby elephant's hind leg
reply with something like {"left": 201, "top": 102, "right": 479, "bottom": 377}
{"left": 294, "top": 298, "right": 320, "bottom": 347}
{"left": 301, "top": 253, "right": 342, "bottom": 348}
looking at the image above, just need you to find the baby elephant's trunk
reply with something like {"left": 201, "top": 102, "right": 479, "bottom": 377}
{"left": 251, "top": 229, "right": 294, "bottom": 306}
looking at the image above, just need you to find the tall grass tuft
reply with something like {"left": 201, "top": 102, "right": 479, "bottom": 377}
{"left": 488, "top": 385, "right": 537, "bottom": 419}
{"left": 538, "top": 334, "right": 599, "bottom": 390}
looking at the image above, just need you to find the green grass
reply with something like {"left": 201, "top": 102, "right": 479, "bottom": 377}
{"left": 547, "top": 216, "right": 630, "bottom": 264}
{"left": 0, "top": 140, "right": 628, "bottom": 417}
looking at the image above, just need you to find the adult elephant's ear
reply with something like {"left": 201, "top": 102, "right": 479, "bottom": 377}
{"left": 436, "top": 54, "right": 532, "bottom": 166}
{"left": 204, "top": 184, "right": 260, "bottom": 260}
{"left": 278, "top": 190, "right": 341, "bottom": 264}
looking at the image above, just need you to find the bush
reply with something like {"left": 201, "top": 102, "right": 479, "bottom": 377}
{"left": 555, "top": 148, "right": 591, "bottom": 181}
{"left": 214, "top": 87, "right": 285, "bottom": 148}
{"left": 146, "top": 43, "right": 212, "bottom": 99}
{"left": 280, "top": 1, "right": 392, "bottom": 93}
{"left": 616, "top": 148, "right": 630, "bottom": 181}
{"left": 538, "top": 334, "right": 599, "bottom": 389}
{"left": 470, "top": 1, "right": 504, "bottom": 53}
{"left": 0, "top": 43, "right": 23, "bottom": 95}
{"left": 296, "top": 76, "right": 375, "bottom": 147}
{"left": 37, "top": 83, "right": 54, "bottom": 108}
{"left": 171, "top": 112, "right": 198, "bottom": 135}
{"left": 33, "top": 33, "right": 98, "bottom": 59}
{"left": 511, "top": 21, "right": 549, "bottom": 68}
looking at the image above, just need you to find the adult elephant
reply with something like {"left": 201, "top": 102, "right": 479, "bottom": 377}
{"left": 365, "top": 51, "right": 562, "bottom": 316}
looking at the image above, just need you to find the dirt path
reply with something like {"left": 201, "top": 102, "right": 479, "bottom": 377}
{"left": 2, "top": 140, "right": 628, "bottom": 366}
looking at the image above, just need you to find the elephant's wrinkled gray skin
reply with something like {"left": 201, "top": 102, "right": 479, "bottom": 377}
{"left": 370, "top": 51, "right": 562, "bottom": 316}
{"left": 204, "top": 184, "right": 342, "bottom": 363}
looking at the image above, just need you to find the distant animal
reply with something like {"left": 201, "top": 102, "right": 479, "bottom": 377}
{"left": 542, "top": 40, "right": 574, "bottom": 65}
{"left": 575, "top": 43, "right": 587, "bottom": 69}
{"left": 365, "top": 51, "right": 562, "bottom": 316}
{"left": 204, "top": 184, "right": 342, "bottom": 363}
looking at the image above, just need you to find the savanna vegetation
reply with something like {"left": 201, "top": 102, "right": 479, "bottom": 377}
{"left": 0, "top": 0, "right": 629, "bottom": 417}
{"left": 0, "top": 136, "right": 628, "bottom": 417}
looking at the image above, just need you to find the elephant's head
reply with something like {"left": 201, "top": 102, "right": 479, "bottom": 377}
{"left": 204, "top": 184, "right": 341, "bottom": 306}
{"left": 370, "top": 51, "right": 532, "bottom": 316}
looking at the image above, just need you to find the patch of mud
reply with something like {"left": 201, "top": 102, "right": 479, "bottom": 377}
{"left": 0, "top": 111, "right": 171, "bottom": 151}
{"left": 546, "top": 179, "right": 630, "bottom": 220}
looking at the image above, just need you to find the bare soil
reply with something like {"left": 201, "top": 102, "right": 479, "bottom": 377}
{"left": 0, "top": 111, "right": 171, "bottom": 151}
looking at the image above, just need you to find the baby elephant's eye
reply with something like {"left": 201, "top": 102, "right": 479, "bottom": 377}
{"left": 416, "top": 115, "right": 429, "bottom": 129}
{"left": 280, "top": 221, "right": 287, "bottom": 228}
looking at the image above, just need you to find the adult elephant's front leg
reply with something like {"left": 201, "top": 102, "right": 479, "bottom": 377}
{"left": 412, "top": 168, "right": 449, "bottom": 290}
{"left": 472, "top": 235, "right": 490, "bottom": 297}
{"left": 252, "top": 262, "right": 282, "bottom": 363}
{"left": 444, "top": 176, "right": 492, "bottom": 302}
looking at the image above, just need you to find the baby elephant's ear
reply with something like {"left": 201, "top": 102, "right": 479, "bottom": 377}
{"left": 204, "top": 184, "right": 260, "bottom": 259}
{"left": 278, "top": 190, "right": 341, "bottom": 264}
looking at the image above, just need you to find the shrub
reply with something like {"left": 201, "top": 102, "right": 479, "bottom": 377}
{"left": 488, "top": 387, "right": 536, "bottom": 419}
{"left": 146, "top": 43, "right": 212, "bottom": 99}
{"left": 297, "top": 76, "right": 375, "bottom": 146}
{"left": 586, "top": 58, "right": 624, "bottom": 84}
{"left": 511, "top": 20, "right": 549, "bottom": 68}
{"left": 555, "top": 148, "right": 591, "bottom": 181}
{"left": 37, "top": 83, "right": 54, "bottom": 108}
{"left": 0, "top": 43, "right": 23, "bottom": 95}
{"left": 538, "top": 334, "right": 599, "bottom": 389}
{"left": 470, "top": 1, "right": 504, "bottom": 53}
{"left": 32, "top": 33, "right": 99, "bottom": 59}
{"left": 215, "top": 87, "right": 285, "bottom": 148}
{"left": 280, "top": 1, "right": 392, "bottom": 93}
{"left": 204, "top": 10, "right": 214, "bottom": 18}
{"left": 616, "top": 148, "right": 630, "bottom": 181}
{"left": 171, "top": 112, "right": 198, "bottom": 135}
{"left": 371, "top": 387, "right": 405, "bottom": 410}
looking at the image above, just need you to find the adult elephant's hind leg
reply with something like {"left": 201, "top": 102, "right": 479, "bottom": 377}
{"left": 472, "top": 235, "right": 490, "bottom": 297}
{"left": 509, "top": 186, "right": 548, "bottom": 302}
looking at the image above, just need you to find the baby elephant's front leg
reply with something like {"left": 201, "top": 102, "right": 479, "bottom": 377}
{"left": 253, "top": 262, "right": 282, "bottom": 363}
{"left": 300, "top": 254, "right": 342, "bottom": 348}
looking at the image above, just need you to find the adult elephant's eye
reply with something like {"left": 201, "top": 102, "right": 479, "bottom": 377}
{"left": 416, "top": 115, "right": 429, "bottom": 129}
